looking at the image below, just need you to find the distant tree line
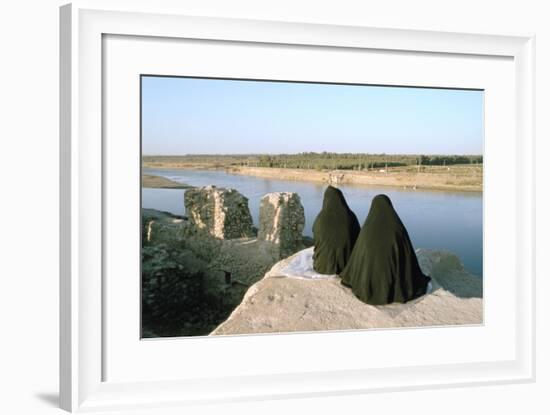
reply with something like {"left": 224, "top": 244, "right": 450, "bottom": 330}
{"left": 418, "top": 155, "right": 482, "bottom": 166}
{"left": 143, "top": 152, "right": 482, "bottom": 170}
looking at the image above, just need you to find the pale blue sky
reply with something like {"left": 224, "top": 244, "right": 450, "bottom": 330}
{"left": 141, "top": 76, "right": 483, "bottom": 155}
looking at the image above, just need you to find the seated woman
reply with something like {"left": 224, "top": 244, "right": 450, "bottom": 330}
{"left": 312, "top": 186, "right": 360, "bottom": 274}
{"left": 339, "top": 194, "right": 430, "bottom": 305}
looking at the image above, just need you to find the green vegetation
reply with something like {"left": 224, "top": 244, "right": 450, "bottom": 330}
{"left": 143, "top": 152, "right": 482, "bottom": 171}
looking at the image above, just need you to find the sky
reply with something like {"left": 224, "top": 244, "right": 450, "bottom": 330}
{"left": 141, "top": 76, "right": 483, "bottom": 155}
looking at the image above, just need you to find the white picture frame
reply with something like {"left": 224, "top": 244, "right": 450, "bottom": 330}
{"left": 60, "top": 1, "right": 535, "bottom": 412}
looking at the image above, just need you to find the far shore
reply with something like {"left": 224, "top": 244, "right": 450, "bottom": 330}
{"left": 142, "top": 162, "right": 482, "bottom": 192}
{"left": 142, "top": 174, "right": 193, "bottom": 189}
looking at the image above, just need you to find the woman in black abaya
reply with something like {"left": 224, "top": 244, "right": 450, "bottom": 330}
{"left": 312, "top": 186, "right": 360, "bottom": 275}
{"left": 339, "top": 194, "right": 430, "bottom": 305}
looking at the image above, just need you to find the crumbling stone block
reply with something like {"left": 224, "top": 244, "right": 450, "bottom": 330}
{"left": 258, "top": 192, "right": 305, "bottom": 258}
{"left": 184, "top": 186, "right": 254, "bottom": 239}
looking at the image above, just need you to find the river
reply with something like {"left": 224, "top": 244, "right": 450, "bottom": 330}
{"left": 142, "top": 168, "right": 483, "bottom": 277}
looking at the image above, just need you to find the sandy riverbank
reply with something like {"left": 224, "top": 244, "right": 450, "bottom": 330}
{"left": 142, "top": 174, "right": 193, "bottom": 189}
{"left": 142, "top": 162, "right": 482, "bottom": 192}
{"left": 228, "top": 166, "right": 482, "bottom": 192}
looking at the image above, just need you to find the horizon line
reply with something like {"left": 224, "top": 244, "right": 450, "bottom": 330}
{"left": 142, "top": 152, "right": 483, "bottom": 157}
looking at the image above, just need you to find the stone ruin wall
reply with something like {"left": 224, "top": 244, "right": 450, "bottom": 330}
{"left": 145, "top": 188, "right": 307, "bottom": 311}
{"left": 258, "top": 192, "right": 305, "bottom": 259}
{"left": 184, "top": 185, "right": 255, "bottom": 239}
{"left": 183, "top": 186, "right": 306, "bottom": 259}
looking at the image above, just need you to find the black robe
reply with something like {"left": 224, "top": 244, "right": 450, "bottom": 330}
{"left": 339, "top": 194, "right": 430, "bottom": 305}
{"left": 312, "top": 186, "right": 360, "bottom": 275}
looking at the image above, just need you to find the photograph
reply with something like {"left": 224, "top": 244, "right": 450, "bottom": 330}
{"left": 140, "top": 75, "right": 484, "bottom": 338}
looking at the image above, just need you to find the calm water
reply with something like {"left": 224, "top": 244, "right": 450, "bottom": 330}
{"left": 142, "top": 168, "right": 483, "bottom": 277}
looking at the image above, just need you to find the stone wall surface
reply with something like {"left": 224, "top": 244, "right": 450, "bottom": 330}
{"left": 142, "top": 187, "right": 309, "bottom": 337}
{"left": 142, "top": 207, "right": 282, "bottom": 310}
{"left": 210, "top": 249, "right": 483, "bottom": 336}
{"left": 258, "top": 192, "right": 305, "bottom": 259}
{"left": 184, "top": 186, "right": 254, "bottom": 239}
